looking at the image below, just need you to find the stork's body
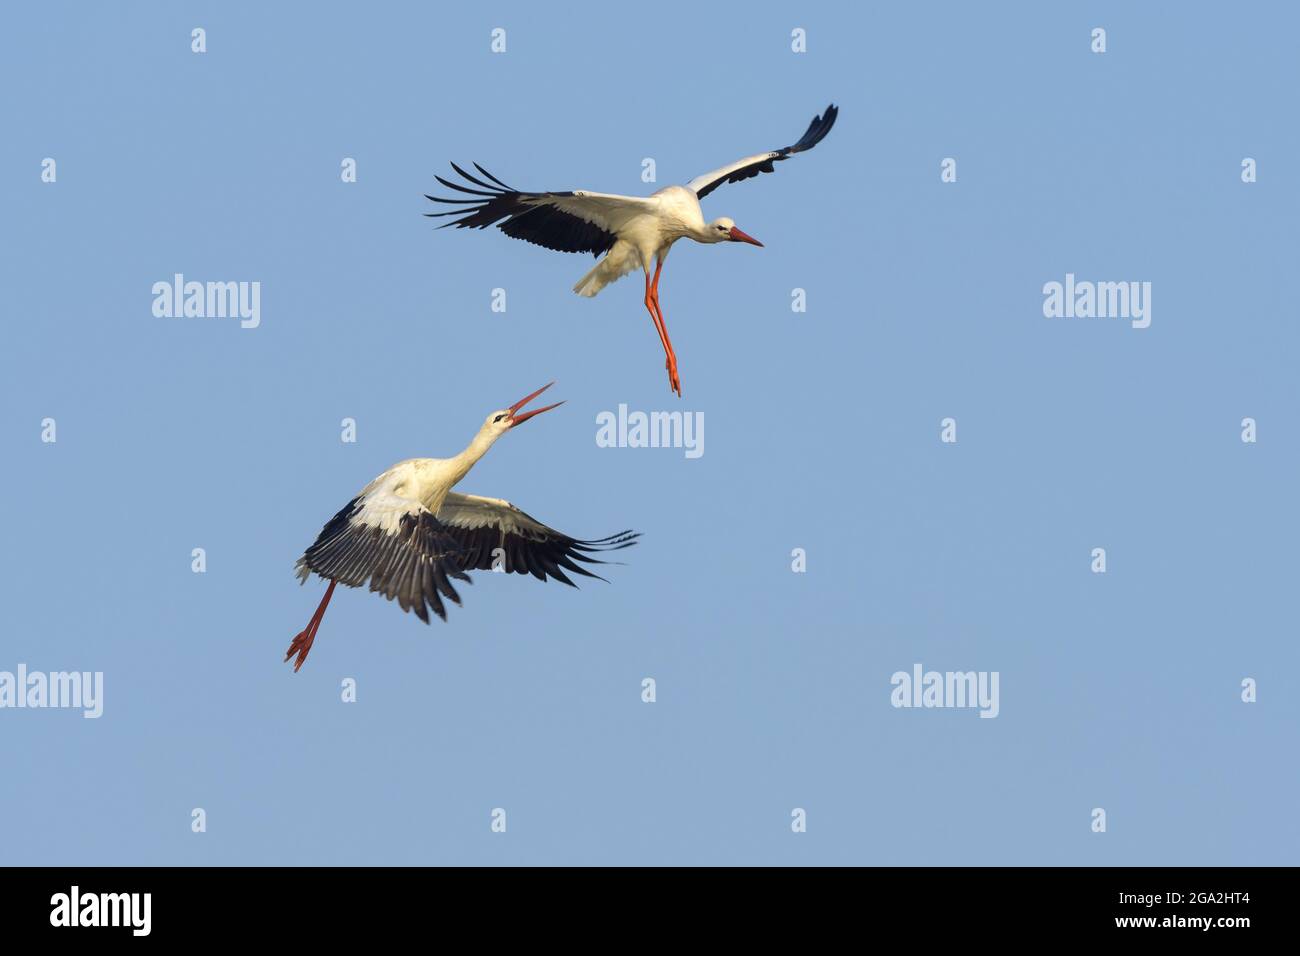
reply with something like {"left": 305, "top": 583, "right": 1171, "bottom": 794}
{"left": 284, "top": 384, "right": 638, "bottom": 672}
{"left": 572, "top": 185, "right": 712, "bottom": 298}
{"left": 427, "top": 105, "right": 839, "bottom": 395}
{"left": 567, "top": 185, "right": 737, "bottom": 394}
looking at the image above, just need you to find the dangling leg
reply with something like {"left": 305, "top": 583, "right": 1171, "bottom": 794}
{"left": 285, "top": 579, "right": 336, "bottom": 672}
{"left": 643, "top": 265, "right": 680, "bottom": 396}
{"left": 647, "top": 255, "right": 680, "bottom": 396}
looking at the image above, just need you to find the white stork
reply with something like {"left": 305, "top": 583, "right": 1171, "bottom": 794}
{"left": 285, "top": 383, "right": 638, "bottom": 672}
{"left": 426, "top": 104, "right": 839, "bottom": 396}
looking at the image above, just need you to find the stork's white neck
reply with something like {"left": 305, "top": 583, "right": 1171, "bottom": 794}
{"left": 445, "top": 427, "right": 500, "bottom": 487}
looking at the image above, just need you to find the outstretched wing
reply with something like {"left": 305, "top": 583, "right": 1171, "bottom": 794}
{"left": 425, "top": 163, "right": 655, "bottom": 257}
{"left": 687, "top": 104, "right": 839, "bottom": 201}
{"left": 295, "top": 490, "right": 472, "bottom": 624}
{"left": 435, "top": 492, "right": 639, "bottom": 586}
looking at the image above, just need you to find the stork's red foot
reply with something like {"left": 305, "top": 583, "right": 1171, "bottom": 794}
{"left": 284, "top": 626, "right": 318, "bottom": 673}
{"left": 665, "top": 356, "right": 682, "bottom": 397}
{"left": 285, "top": 579, "right": 336, "bottom": 673}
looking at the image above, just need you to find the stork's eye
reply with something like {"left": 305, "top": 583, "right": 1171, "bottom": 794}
{"left": 493, "top": 414, "right": 506, "bottom": 423}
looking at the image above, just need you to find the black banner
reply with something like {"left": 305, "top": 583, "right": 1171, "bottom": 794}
{"left": 0, "top": 866, "right": 1280, "bottom": 940}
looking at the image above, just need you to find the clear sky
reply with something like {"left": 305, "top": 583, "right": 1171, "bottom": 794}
{"left": 1, "top": 2, "right": 1296, "bottom": 865}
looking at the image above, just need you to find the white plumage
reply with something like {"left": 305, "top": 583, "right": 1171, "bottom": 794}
{"left": 427, "top": 104, "right": 839, "bottom": 395}
{"left": 284, "top": 384, "right": 638, "bottom": 672}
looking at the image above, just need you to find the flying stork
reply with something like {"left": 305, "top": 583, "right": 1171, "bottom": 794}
{"left": 426, "top": 104, "right": 839, "bottom": 396}
{"left": 285, "top": 384, "right": 639, "bottom": 672}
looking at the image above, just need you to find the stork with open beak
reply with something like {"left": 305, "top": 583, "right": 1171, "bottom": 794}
{"left": 285, "top": 384, "right": 639, "bottom": 672}
{"left": 426, "top": 104, "right": 839, "bottom": 396}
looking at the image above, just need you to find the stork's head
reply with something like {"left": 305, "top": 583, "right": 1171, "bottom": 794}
{"left": 481, "top": 382, "right": 564, "bottom": 440}
{"left": 704, "top": 216, "right": 764, "bottom": 247}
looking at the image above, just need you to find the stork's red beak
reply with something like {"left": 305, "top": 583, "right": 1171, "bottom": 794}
{"left": 728, "top": 226, "right": 764, "bottom": 247}
{"left": 508, "top": 382, "right": 564, "bottom": 427}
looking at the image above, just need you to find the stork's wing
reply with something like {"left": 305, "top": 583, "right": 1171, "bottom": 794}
{"left": 435, "top": 492, "right": 639, "bottom": 586}
{"left": 294, "top": 491, "right": 472, "bottom": 624}
{"left": 425, "top": 163, "right": 656, "bottom": 257}
{"left": 687, "top": 104, "right": 839, "bottom": 201}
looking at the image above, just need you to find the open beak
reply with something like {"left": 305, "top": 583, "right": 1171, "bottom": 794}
{"left": 507, "top": 382, "right": 564, "bottom": 427}
{"left": 728, "top": 226, "right": 764, "bottom": 247}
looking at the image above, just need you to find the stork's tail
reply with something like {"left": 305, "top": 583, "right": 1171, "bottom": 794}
{"left": 573, "top": 240, "right": 640, "bottom": 297}
{"left": 573, "top": 260, "right": 608, "bottom": 297}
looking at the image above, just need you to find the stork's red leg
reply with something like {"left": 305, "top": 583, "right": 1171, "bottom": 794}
{"left": 643, "top": 271, "right": 676, "bottom": 394}
{"left": 646, "top": 259, "right": 680, "bottom": 396}
{"left": 285, "top": 579, "right": 336, "bottom": 672}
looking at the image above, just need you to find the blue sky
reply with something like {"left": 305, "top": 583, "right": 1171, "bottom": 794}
{"left": 1, "top": 2, "right": 1296, "bottom": 865}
